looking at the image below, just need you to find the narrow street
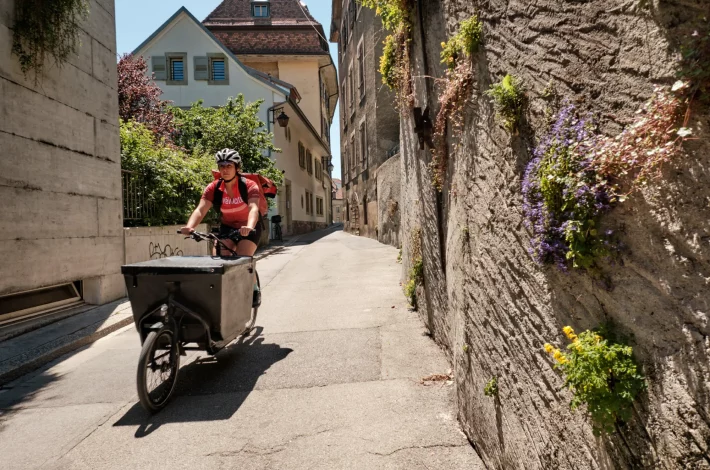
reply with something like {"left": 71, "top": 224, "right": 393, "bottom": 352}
{"left": 0, "top": 229, "right": 483, "bottom": 470}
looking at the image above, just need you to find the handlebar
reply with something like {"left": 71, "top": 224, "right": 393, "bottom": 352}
{"left": 177, "top": 228, "right": 256, "bottom": 258}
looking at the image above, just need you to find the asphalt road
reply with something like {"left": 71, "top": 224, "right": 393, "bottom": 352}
{"left": 0, "top": 228, "right": 483, "bottom": 470}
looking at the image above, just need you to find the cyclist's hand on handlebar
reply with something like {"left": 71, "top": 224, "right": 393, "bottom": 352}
{"left": 239, "top": 226, "right": 255, "bottom": 237}
{"left": 179, "top": 226, "right": 195, "bottom": 236}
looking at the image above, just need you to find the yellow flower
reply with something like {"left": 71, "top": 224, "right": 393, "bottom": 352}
{"left": 441, "top": 42, "right": 446, "bottom": 48}
{"left": 594, "top": 334, "right": 602, "bottom": 343}
{"left": 553, "top": 350, "right": 564, "bottom": 361}
{"left": 569, "top": 334, "right": 578, "bottom": 343}
{"left": 557, "top": 356, "right": 568, "bottom": 365}
{"left": 562, "top": 326, "right": 574, "bottom": 336}
{"left": 544, "top": 343, "right": 554, "bottom": 353}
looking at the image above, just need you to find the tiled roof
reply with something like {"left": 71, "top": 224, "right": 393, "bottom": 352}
{"left": 203, "top": 0, "right": 319, "bottom": 27}
{"left": 204, "top": 1, "right": 328, "bottom": 55}
{"left": 211, "top": 29, "right": 327, "bottom": 56}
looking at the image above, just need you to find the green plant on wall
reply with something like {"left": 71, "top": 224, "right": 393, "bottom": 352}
{"left": 430, "top": 16, "right": 483, "bottom": 190}
{"left": 440, "top": 16, "right": 483, "bottom": 70}
{"left": 12, "top": 0, "right": 90, "bottom": 78}
{"left": 484, "top": 376, "right": 498, "bottom": 397}
{"left": 485, "top": 74, "right": 526, "bottom": 133}
{"left": 544, "top": 326, "right": 646, "bottom": 435}
{"left": 360, "top": 0, "right": 412, "bottom": 101}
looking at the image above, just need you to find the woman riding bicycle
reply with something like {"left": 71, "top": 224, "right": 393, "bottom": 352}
{"left": 180, "top": 148, "right": 262, "bottom": 258}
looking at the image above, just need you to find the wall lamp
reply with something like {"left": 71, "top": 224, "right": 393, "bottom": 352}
{"left": 269, "top": 107, "right": 290, "bottom": 128}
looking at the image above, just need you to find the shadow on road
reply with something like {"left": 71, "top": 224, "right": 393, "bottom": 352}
{"left": 113, "top": 327, "right": 292, "bottom": 437}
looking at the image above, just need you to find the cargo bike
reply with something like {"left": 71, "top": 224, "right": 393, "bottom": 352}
{"left": 121, "top": 230, "right": 260, "bottom": 413}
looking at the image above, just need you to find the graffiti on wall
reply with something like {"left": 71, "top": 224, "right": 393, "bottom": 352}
{"left": 149, "top": 242, "right": 184, "bottom": 259}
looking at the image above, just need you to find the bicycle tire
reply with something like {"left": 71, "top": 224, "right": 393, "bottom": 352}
{"left": 136, "top": 328, "right": 180, "bottom": 413}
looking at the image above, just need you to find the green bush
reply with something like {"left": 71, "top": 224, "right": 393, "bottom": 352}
{"left": 120, "top": 121, "right": 213, "bottom": 226}
{"left": 544, "top": 326, "right": 646, "bottom": 435}
{"left": 485, "top": 74, "right": 526, "bottom": 133}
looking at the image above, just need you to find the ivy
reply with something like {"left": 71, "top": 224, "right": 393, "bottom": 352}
{"left": 403, "top": 228, "right": 423, "bottom": 308}
{"left": 483, "top": 377, "right": 498, "bottom": 397}
{"left": 11, "top": 0, "right": 89, "bottom": 79}
{"left": 544, "top": 326, "right": 646, "bottom": 435}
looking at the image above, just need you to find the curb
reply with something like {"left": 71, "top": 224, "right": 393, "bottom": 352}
{"left": 0, "top": 315, "right": 133, "bottom": 387}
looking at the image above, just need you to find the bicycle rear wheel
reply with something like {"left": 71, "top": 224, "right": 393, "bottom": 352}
{"left": 136, "top": 327, "right": 180, "bottom": 413}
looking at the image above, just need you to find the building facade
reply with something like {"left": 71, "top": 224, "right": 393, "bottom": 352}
{"left": 332, "top": 179, "right": 344, "bottom": 223}
{"left": 330, "top": 0, "right": 400, "bottom": 245}
{"left": 204, "top": 0, "right": 338, "bottom": 234}
{"left": 132, "top": 5, "right": 336, "bottom": 236}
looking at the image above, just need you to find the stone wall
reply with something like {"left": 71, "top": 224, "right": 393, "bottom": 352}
{"left": 377, "top": 154, "right": 401, "bottom": 248}
{"left": 0, "top": 0, "right": 123, "bottom": 305}
{"left": 400, "top": 0, "right": 710, "bottom": 468}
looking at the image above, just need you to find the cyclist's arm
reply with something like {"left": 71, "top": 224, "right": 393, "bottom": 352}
{"left": 245, "top": 198, "right": 260, "bottom": 230}
{"left": 181, "top": 199, "right": 212, "bottom": 235}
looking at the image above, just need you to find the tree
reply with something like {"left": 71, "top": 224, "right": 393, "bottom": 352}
{"left": 171, "top": 96, "right": 283, "bottom": 185}
{"left": 117, "top": 54, "right": 175, "bottom": 140}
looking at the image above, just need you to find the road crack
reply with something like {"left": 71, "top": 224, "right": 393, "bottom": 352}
{"left": 368, "top": 443, "right": 470, "bottom": 457}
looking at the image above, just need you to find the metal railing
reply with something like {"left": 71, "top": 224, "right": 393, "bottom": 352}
{"left": 122, "top": 170, "right": 154, "bottom": 222}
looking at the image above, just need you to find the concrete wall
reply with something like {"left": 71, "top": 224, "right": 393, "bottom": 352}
{"left": 0, "top": 0, "right": 124, "bottom": 305}
{"left": 400, "top": 0, "right": 710, "bottom": 468}
{"left": 277, "top": 60, "right": 321, "bottom": 131}
{"left": 123, "top": 224, "right": 210, "bottom": 265}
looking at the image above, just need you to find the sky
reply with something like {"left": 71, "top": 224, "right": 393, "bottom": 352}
{"left": 115, "top": 0, "right": 341, "bottom": 178}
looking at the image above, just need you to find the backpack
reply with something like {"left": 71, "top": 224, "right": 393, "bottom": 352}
{"left": 210, "top": 170, "right": 277, "bottom": 219}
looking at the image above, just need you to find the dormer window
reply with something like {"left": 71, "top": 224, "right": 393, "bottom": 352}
{"left": 252, "top": 1, "right": 270, "bottom": 18}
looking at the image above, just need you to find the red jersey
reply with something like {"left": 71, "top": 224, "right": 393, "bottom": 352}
{"left": 202, "top": 178, "right": 261, "bottom": 228}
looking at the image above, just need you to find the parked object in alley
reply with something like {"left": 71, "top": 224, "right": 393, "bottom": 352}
{"left": 121, "top": 230, "right": 260, "bottom": 412}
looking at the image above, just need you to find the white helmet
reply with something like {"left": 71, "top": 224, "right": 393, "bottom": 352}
{"left": 215, "top": 148, "right": 241, "bottom": 166}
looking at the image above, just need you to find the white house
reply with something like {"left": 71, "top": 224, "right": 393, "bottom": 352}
{"left": 132, "top": 7, "right": 334, "bottom": 235}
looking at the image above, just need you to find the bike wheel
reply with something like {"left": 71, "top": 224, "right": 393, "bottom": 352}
{"left": 136, "top": 328, "right": 180, "bottom": 413}
{"left": 242, "top": 271, "right": 260, "bottom": 336}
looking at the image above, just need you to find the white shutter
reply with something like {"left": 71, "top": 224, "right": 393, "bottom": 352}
{"left": 194, "top": 56, "right": 208, "bottom": 80}
{"left": 151, "top": 56, "right": 167, "bottom": 80}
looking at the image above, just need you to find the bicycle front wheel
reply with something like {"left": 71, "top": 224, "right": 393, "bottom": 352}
{"left": 136, "top": 328, "right": 180, "bottom": 413}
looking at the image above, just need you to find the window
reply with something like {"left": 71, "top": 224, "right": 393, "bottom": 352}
{"left": 170, "top": 58, "right": 184, "bottom": 81}
{"left": 348, "top": 62, "right": 354, "bottom": 111}
{"left": 298, "top": 142, "right": 306, "bottom": 169}
{"left": 343, "top": 143, "right": 348, "bottom": 180}
{"left": 195, "top": 54, "right": 229, "bottom": 85}
{"left": 316, "top": 197, "right": 324, "bottom": 216}
{"left": 252, "top": 1, "right": 270, "bottom": 17}
{"left": 305, "top": 190, "right": 312, "bottom": 214}
{"left": 349, "top": 0, "right": 356, "bottom": 33}
{"left": 359, "top": 120, "right": 368, "bottom": 168}
{"left": 363, "top": 195, "right": 368, "bottom": 224}
{"left": 211, "top": 58, "right": 225, "bottom": 81}
{"left": 357, "top": 39, "right": 365, "bottom": 100}
{"left": 336, "top": 206, "right": 341, "bottom": 213}
{"left": 342, "top": 14, "right": 348, "bottom": 51}
{"left": 341, "top": 81, "right": 347, "bottom": 127}
{"left": 350, "top": 133, "right": 356, "bottom": 176}
{"left": 306, "top": 150, "right": 313, "bottom": 174}
{"left": 165, "top": 53, "right": 187, "bottom": 85}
